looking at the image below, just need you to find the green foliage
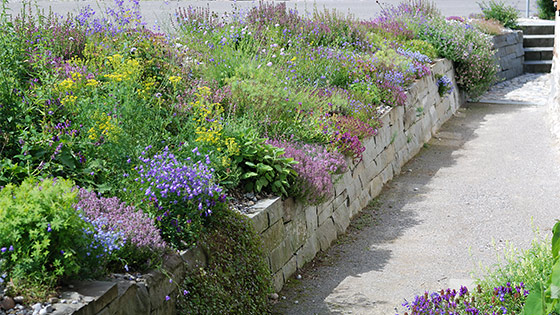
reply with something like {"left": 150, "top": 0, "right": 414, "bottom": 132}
{"left": 236, "top": 137, "right": 298, "bottom": 196}
{"left": 401, "top": 39, "right": 439, "bottom": 59}
{"left": 478, "top": 0, "right": 520, "bottom": 29}
{"left": 178, "top": 209, "right": 272, "bottom": 314}
{"left": 419, "top": 17, "right": 498, "bottom": 99}
{"left": 0, "top": 178, "right": 99, "bottom": 299}
{"left": 537, "top": 0, "right": 556, "bottom": 20}
{"left": 523, "top": 221, "right": 560, "bottom": 314}
{"left": 476, "top": 236, "right": 553, "bottom": 296}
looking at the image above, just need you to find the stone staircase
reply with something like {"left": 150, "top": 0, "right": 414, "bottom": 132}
{"left": 519, "top": 20, "right": 555, "bottom": 73}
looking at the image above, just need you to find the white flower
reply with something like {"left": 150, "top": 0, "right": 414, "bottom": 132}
{"left": 266, "top": 62, "right": 273, "bottom": 67}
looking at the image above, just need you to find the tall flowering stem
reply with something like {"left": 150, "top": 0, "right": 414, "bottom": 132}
{"left": 135, "top": 146, "right": 226, "bottom": 249}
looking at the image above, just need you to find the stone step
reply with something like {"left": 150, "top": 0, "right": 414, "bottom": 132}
{"left": 524, "top": 60, "right": 552, "bottom": 73}
{"left": 518, "top": 23, "right": 555, "bottom": 35}
{"left": 523, "top": 34, "right": 555, "bottom": 48}
{"left": 524, "top": 47, "right": 554, "bottom": 61}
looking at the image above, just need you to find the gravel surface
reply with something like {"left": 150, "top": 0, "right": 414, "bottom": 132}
{"left": 272, "top": 75, "right": 560, "bottom": 314}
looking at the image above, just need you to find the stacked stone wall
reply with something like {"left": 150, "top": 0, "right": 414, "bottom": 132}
{"left": 492, "top": 30, "right": 524, "bottom": 81}
{"left": 248, "top": 59, "right": 463, "bottom": 292}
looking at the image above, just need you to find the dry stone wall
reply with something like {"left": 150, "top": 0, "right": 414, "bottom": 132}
{"left": 492, "top": 30, "right": 524, "bottom": 81}
{"left": 247, "top": 58, "right": 464, "bottom": 292}
{"left": 62, "top": 58, "right": 464, "bottom": 314}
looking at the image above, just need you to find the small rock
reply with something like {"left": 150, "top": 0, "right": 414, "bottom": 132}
{"left": 59, "top": 300, "right": 67, "bottom": 304}
{"left": 296, "top": 274, "right": 302, "bottom": 280}
{"left": 33, "top": 311, "right": 39, "bottom": 315}
{"left": 282, "top": 296, "right": 286, "bottom": 300}
{"left": 38, "top": 309, "right": 47, "bottom": 315}
{"left": 294, "top": 300, "right": 299, "bottom": 304}
{"left": 14, "top": 305, "right": 23, "bottom": 311}
{"left": 12, "top": 297, "right": 23, "bottom": 305}
{"left": 70, "top": 301, "right": 78, "bottom": 305}
{"left": 268, "top": 293, "right": 279, "bottom": 300}
{"left": 44, "top": 305, "right": 53, "bottom": 313}
{"left": 413, "top": 188, "right": 419, "bottom": 191}
{"left": 47, "top": 298, "right": 58, "bottom": 304}
{"left": 246, "top": 201, "right": 255, "bottom": 206}
{"left": 407, "top": 169, "right": 412, "bottom": 172}
{"left": 2, "top": 297, "right": 15, "bottom": 310}
{"left": 32, "top": 304, "right": 41, "bottom": 312}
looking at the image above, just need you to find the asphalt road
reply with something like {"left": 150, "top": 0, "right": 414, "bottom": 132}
{"left": 5, "top": 0, "right": 540, "bottom": 29}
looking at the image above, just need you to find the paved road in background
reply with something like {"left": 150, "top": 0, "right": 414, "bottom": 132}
{"left": 6, "top": 0, "right": 539, "bottom": 29}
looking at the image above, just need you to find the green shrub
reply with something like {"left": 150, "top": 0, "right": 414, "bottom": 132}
{"left": 419, "top": 17, "right": 498, "bottom": 98}
{"left": 537, "top": 0, "right": 556, "bottom": 20}
{"left": 401, "top": 39, "right": 439, "bottom": 59}
{"left": 478, "top": 0, "right": 520, "bottom": 29}
{"left": 0, "top": 178, "right": 100, "bottom": 299}
{"left": 522, "top": 222, "right": 560, "bottom": 314}
{"left": 178, "top": 209, "right": 272, "bottom": 314}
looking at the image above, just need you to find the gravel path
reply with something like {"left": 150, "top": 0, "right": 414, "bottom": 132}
{"left": 271, "top": 75, "right": 560, "bottom": 314}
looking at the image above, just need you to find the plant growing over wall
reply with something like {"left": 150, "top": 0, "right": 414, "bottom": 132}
{"left": 478, "top": 0, "right": 520, "bottom": 29}
{"left": 178, "top": 209, "right": 272, "bottom": 314}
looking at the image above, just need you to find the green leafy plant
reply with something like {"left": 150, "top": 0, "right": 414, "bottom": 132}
{"left": 537, "top": 0, "right": 556, "bottom": 20}
{"left": 478, "top": 0, "right": 520, "bottom": 29}
{"left": 236, "top": 138, "right": 298, "bottom": 196}
{"left": 522, "top": 221, "right": 560, "bottom": 314}
{"left": 178, "top": 209, "right": 272, "bottom": 314}
{"left": 0, "top": 178, "right": 101, "bottom": 300}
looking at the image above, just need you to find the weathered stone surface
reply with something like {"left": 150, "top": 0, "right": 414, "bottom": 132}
{"left": 368, "top": 175, "right": 384, "bottom": 199}
{"left": 282, "top": 256, "right": 298, "bottom": 283}
{"left": 264, "top": 197, "right": 284, "bottom": 226}
{"left": 305, "top": 205, "right": 318, "bottom": 233}
{"left": 285, "top": 213, "right": 307, "bottom": 252}
{"left": 332, "top": 204, "right": 351, "bottom": 235}
{"left": 261, "top": 220, "right": 285, "bottom": 253}
{"left": 245, "top": 208, "right": 268, "bottom": 234}
{"left": 317, "top": 218, "right": 337, "bottom": 251}
{"left": 269, "top": 240, "right": 294, "bottom": 273}
{"left": 317, "top": 201, "right": 334, "bottom": 226}
{"left": 282, "top": 197, "right": 303, "bottom": 224}
{"left": 296, "top": 233, "right": 319, "bottom": 269}
{"left": 71, "top": 281, "right": 118, "bottom": 315}
{"left": 272, "top": 271, "right": 284, "bottom": 293}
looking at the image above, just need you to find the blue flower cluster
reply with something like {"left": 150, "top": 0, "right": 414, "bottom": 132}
{"left": 437, "top": 75, "right": 454, "bottom": 97}
{"left": 134, "top": 146, "right": 226, "bottom": 248}
{"left": 78, "top": 211, "right": 125, "bottom": 259}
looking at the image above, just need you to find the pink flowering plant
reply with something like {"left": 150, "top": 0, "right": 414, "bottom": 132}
{"left": 75, "top": 189, "right": 166, "bottom": 270}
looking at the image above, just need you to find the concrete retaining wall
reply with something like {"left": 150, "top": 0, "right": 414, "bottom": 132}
{"left": 492, "top": 30, "right": 524, "bottom": 81}
{"left": 247, "top": 58, "right": 463, "bottom": 292}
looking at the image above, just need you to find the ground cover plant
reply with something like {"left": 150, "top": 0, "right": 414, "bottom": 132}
{"left": 398, "top": 228, "right": 555, "bottom": 314}
{"left": 0, "top": 0, "right": 500, "bottom": 308}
